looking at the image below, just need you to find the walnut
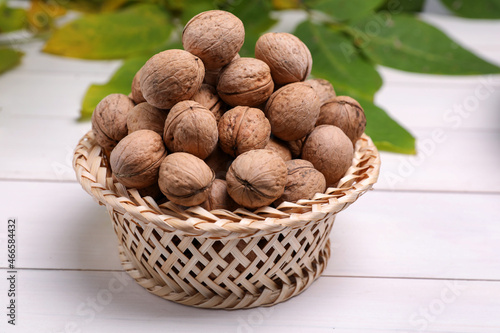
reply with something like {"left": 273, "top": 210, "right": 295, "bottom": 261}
{"left": 286, "top": 137, "right": 306, "bottom": 158}
{"left": 217, "top": 57, "right": 274, "bottom": 107}
{"left": 92, "top": 93, "right": 135, "bottom": 152}
{"left": 110, "top": 130, "right": 167, "bottom": 189}
{"left": 226, "top": 149, "right": 287, "bottom": 209}
{"left": 158, "top": 152, "right": 215, "bottom": 206}
{"left": 275, "top": 159, "right": 326, "bottom": 206}
{"left": 192, "top": 84, "right": 226, "bottom": 122}
{"left": 305, "top": 78, "right": 336, "bottom": 104}
{"left": 130, "top": 66, "right": 146, "bottom": 104}
{"left": 218, "top": 106, "right": 271, "bottom": 157}
{"left": 302, "top": 125, "right": 354, "bottom": 187}
{"left": 265, "top": 82, "right": 320, "bottom": 141}
{"left": 163, "top": 100, "right": 218, "bottom": 160}
{"left": 316, "top": 96, "right": 366, "bottom": 145}
{"left": 204, "top": 53, "right": 240, "bottom": 87}
{"left": 127, "top": 102, "right": 168, "bottom": 136}
{"left": 255, "top": 32, "right": 312, "bottom": 85}
{"left": 140, "top": 49, "right": 204, "bottom": 109}
{"left": 204, "top": 146, "right": 234, "bottom": 180}
{"left": 200, "top": 179, "right": 238, "bottom": 211}
{"left": 264, "top": 137, "right": 292, "bottom": 162}
{"left": 183, "top": 10, "right": 244, "bottom": 70}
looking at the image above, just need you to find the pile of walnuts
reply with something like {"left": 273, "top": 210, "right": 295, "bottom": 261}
{"left": 91, "top": 10, "right": 367, "bottom": 211}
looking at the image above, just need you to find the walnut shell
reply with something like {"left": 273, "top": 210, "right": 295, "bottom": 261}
{"left": 200, "top": 179, "right": 238, "bottom": 211}
{"left": 217, "top": 58, "right": 274, "bottom": 107}
{"left": 302, "top": 125, "right": 354, "bottom": 187}
{"left": 110, "top": 130, "right": 167, "bottom": 189}
{"left": 183, "top": 10, "right": 244, "bottom": 70}
{"left": 158, "top": 152, "right": 215, "bottom": 206}
{"left": 265, "top": 137, "right": 292, "bottom": 162}
{"left": 265, "top": 82, "right": 320, "bottom": 141}
{"left": 255, "top": 32, "right": 312, "bottom": 85}
{"left": 218, "top": 106, "right": 271, "bottom": 157}
{"left": 305, "top": 78, "right": 336, "bottom": 104}
{"left": 316, "top": 96, "right": 366, "bottom": 145}
{"left": 275, "top": 159, "right": 326, "bottom": 206}
{"left": 192, "top": 84, "right": 226, "bottom": 122}
{"left": 140, "top": 49, "right": 204, "bottom": 109}
{"left": 286, "top": 137, "right": 306, "bottom": 158}
{"left": 92, "top": 93, "right": 135, "bottom": 152}
{"left": 127, "top": 102, "right": 168, "bottom": 136}
{"left": 204, "top": 53, "right": 240, "bottom": 86}
{"left": 163, "top": 100, "right": 218, "bottom": 159}
{"left": 204, "top": 146, "right": 234, "bottom": 180}
{"left": 131, "top": 67, "right": 146, "bottom": 104}
{"left": 226, "top": 149, "right": 287, "bottom": 209}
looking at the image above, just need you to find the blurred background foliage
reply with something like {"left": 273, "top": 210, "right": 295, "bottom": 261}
{"left": 1, "top": 0, "right": 500, "bottom": 154}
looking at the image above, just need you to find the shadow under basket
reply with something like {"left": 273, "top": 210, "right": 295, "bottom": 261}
{"left": 73, "top": 131, "right": 380, "bottom": 309}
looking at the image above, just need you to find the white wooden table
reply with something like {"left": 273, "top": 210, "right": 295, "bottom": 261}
{"left": 1, "top": 3, "right": 500, "bottom": 332}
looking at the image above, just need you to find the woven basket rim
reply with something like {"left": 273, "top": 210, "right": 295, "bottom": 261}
{"left": 73, "top": 130, "right": 380, "bottom": 238}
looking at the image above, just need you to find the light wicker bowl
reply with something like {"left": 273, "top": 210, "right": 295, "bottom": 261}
{"left": 73, "top": 130, "right": 380, "bottom": 309}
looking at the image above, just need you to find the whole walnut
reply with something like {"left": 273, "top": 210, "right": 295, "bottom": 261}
{"left": 218, "top": 106, "right": 271, "bottom": 157}
{"left": 140, "top": 49, "right": 204, "bottom": 109}
{"left": 131, "top": 67, "right": 146, "bottom": 104}
{"left": 192, "top": 84, "right": 225, "bottom": 122}
{"left": 200, "top": 179, "right": 238, "bottom": 211}
{"left": 275, "top": 159, "right": 326, "bottom": 206}
{"left": 204, "top": 53, "right": 240, "bottom": 87}
{"left": 92, "top": 93, "right": 135, "bottom": 152}
{"left": 204, "top": 146, "right": 233, "bottom": 180}
{"left": 158, "top": 152, "right": 215, "bottom": 206}
{"left": 305, "top": 78, "right": 336, "bottom": 104}
{"left": 226, "top": 149, "right": 287, "bottom": 209}
{"left": 255, "top": 32, "right": 312, "bottom": 85}
{"left": 127, "top": 102, "right": 168, "bottom": 136}
{"left": 217, "top": 58, "right": 274, "bottom": 107}
{"left": 183, "top": 10, "right": 244, "bottom": 70}
{"left": 265, "top": 137, "right": 292, "bottom": 162}
{"left": 110, "top": 130, "right": 167, "bottom": 189}
{"left": 302, "top": 125, "right": 354, "bottom": 187}
{"left": 265, "top": 82, "right": 320, "bottom": 141}
{"left": 316, "top": 96, "right": 366, "bottom": 145}
{"left": 286, "top": 137, "right": 306, "bottom": 158}
{"left": 164, "top": 100, "right": 218, "bottom": 160}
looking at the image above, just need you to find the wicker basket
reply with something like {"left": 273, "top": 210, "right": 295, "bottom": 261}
{"left": 73, "top": 130, "right": 380, "bottom": 309}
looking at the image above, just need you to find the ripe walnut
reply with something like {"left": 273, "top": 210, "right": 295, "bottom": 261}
{"left": 192, "top": 84, "right": 226, "bottom": 122}
{"left": 275, "top": 159, "right": 326, "bottom": 206}
{"left": 92, "top": 93, "right": 135, "bottom": 152}
{"left": 204, "top": 146, "right": 233, "bottom": 180}
{"left": 265, "top": 82, "right": 320, "bottom": 141}
{"left": 218, "top": 106, "right": 271, "bottom": 157}
{"left": 226, "top": 149, "right": 287, "bottom": 209}
{"left": 140, "top": 49, "right": 204, "bottom": 109}
{"left": 255, "top": 32, "right": 312, "bottom": 85}
{"left": 316, "top": 96, "right": 366, "bottom": 145}
{"left": 127, "top": 102, "right": 168, "bottom": 136}
{"left": 302, "top": 125, "right": 354, "bottom": 187}
{"left": 265, "top": 137, "right": 292, "bottom": 162}
{"left": 183, "top": 10, "right": 244, "bottom": 70}
{"left": 217, "top": 57, "right": 274, "bottom": 107}
{"left": 200, "top": 179, "right": 238, "bottom": 211}
{"left": 130, "top": 67, "right": 146, "bottom": 104}
{"left": 158, "top": 152, "right": 215, "bottom": 207}
{"left": 305, "top": 78, "right": 336, "bottom": 105}
{"left": 110, "top": 130, "right": 167, "bottom": 189}
{"left": 164, "top": 100, "right": 218, "bottom": 160}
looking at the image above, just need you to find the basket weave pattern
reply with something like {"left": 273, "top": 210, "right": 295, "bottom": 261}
{"left": 73, "top": 131, "right": 380, "bottom": 309}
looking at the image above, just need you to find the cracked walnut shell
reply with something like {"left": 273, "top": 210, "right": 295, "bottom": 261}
{"left": 226, "top": 149, "right": 287, "bottom": 209}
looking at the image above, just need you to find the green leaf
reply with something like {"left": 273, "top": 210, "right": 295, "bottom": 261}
{"left": 0, "top": 48, "right": 24, "bottom": 74}
{"left": 377, "top": 0, "right": 426, "bottom": 13}
{"left": 440, "top": 0, "right": 500, "bottom": 19}
{"left": 294, "top": 20, "right": 382, "bottom": 101}
{"left": 80, "top": 55, "right": 149, "bottom": 120}
{"left": 348, "top": 13, "right": 500, "bottom": 75}
{"left": 304, "top": 0, "right": 386, "bottom": 21}
{"left": 0, "top": 5, "right": 26, "bottom": 33}
{"left": 43, "top": 4, "right": 173, "bottom": 60}
{"left": 360, "top": 98, "right": 416, "bottom": 154}
{"left": 227, "top": 0, "right": 278, "bottom": 57}
{"left": 181, "top": 0, "right": 217, "bottom": 24}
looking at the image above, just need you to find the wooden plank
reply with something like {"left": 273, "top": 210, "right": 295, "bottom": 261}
{"left": 1, "top": 270, "right": 498, "bottom": 332}
{"left": 2, "top": 181, "right": 499, "bottom": 281}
